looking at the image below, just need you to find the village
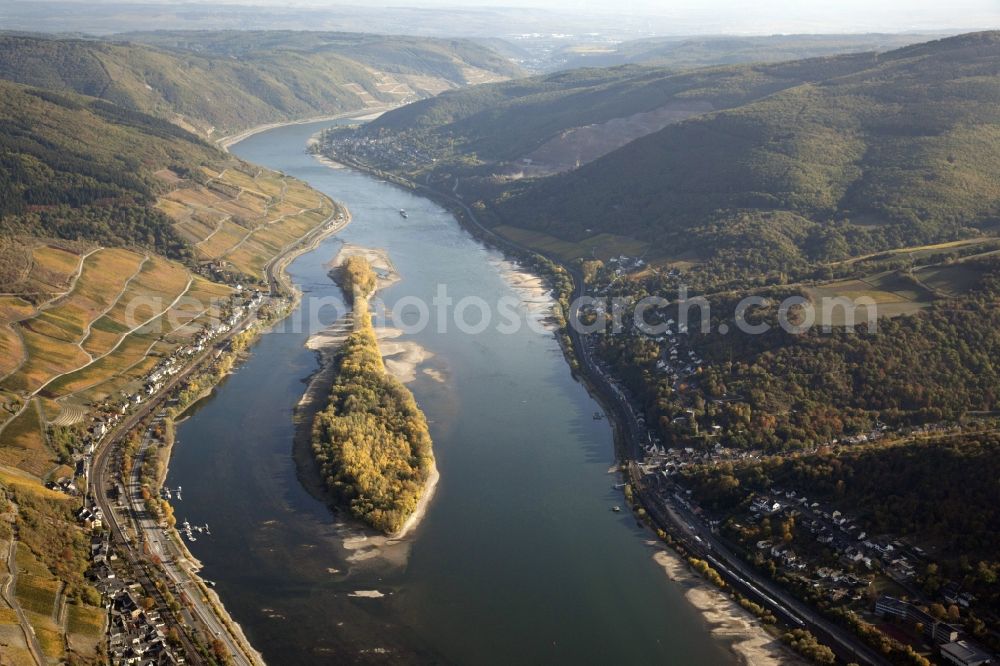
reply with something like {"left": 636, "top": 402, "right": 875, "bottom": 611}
{"left": 84, "top": 532, "right": 187, "bottom": 665}
{"left": 36, "top": 286, "right": 273, "bottom": 664}
{"left": 568, "top": 267, "right": 999, "bottom": 666}
{"left": 47, "top": 288, "right": 266, "bottom": 499}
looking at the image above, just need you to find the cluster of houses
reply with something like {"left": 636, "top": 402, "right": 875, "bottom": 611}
{"left": 749, "top": 490, "right": 923, "bottom": 580}
{"left": 47, "top": 476, "right": 81, "bottom": 496}
{"left": 85, "top": 290, "right": 264, "bottom": 437}
{"left": 107, "top": 588, "right": 183, "bottom": 665}
{"left": 321, "top": 130, "right": 434, "bottom": 171}
{"left": 87, "top": 535, "right": 186, "bottom": 665}
{"left": 607, "top": 255, "right": 646, "bottom": 276}
{"left": 640, "top": 440, "right": 756, "bottom": 477}
{"left": 876, "top": 596, "right": 993, "bottom": 666}
{"left": 75, "top": 503, "right": 104, "bottom": 531}
{"left": 657, "top": 341, "right": 704, "bottom": 388}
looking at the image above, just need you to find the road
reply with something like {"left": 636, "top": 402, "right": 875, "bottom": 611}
{"left": 561, "top": 283, "right": 890, "bottom": 665}
{"left": 127, "top": 420, "right": 259, "bottom": 665}
{"left": 2, "top": 537, "right": 46, "bottom": 666}
{"left": 657, "top": 481, "right": 889, "bottom": 665}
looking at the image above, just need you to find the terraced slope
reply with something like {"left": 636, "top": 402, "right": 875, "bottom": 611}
{"left": 0, "top": 79, "right": 338, "bottom": 480}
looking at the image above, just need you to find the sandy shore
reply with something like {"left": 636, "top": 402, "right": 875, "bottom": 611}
{"left": 327, "top": 243, "right": 400, "bottom": 292}
{"left": 652, "top": 549, "right": 803, "bottom": 665}
{"left": 216, "top": 107, "right": 393, "bottom": 150}
{"left": 331, "top": 458, "right": 439, "bottom": 564}
{"left": 390, "top": 462, "right": 439, "bottom": 540}
{"left": 376, "top": 326, "right": 438, "bottom": 384}
{"left": 490, "top": 257, "right": 559, "bottom": 330}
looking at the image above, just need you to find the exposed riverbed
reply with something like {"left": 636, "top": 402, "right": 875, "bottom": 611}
{"left": 167, "top": 119, "right": 738, "bottom": 664}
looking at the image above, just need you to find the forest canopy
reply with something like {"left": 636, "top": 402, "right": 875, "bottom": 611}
{"left": 312, "top": 260, "right": 434, "bottom": 534}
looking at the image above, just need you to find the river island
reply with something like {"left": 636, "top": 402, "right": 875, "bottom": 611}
{"left": 310, "top": 255, "right": 436, "bottom": 535}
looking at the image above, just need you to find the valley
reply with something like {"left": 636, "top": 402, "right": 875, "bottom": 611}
{"left": 1, "top": 14, "right": 1000, "bottom": 666}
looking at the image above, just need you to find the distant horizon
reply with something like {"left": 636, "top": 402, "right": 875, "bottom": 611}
{"left": 7, "top": 0, "right": 1000, "bottom": 36}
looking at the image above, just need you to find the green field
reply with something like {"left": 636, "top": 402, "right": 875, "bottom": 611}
{"left": 495, "top": 225, "right": 650, "bottom": 263}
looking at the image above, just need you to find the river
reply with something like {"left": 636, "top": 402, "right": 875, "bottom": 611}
{"left": 167, "top": 120, "right": 735, "bottom": 664}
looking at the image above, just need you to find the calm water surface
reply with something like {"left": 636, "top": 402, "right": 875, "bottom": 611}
{"left": 168, "top": 120, "right": 734, "bottom": 665}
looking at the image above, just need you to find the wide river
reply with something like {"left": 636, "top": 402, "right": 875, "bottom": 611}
{"left": 168, "top": 120, "right": 734, "bottom": 664}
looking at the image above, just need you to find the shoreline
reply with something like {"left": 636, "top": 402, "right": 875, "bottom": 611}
{"left": 653, "top": 549, "right": 803, "bottom": 665}
{"left": 205, "top": 115, "right": 782, "bottom": 662}
{"left": 215, "top": 107, "right": 395, "bottom": 151}
{"left": 390, "top": 462, "right": 439, "bottom": 540}
{"left": 145, "top": 120, "right": 357, "bottom": 664}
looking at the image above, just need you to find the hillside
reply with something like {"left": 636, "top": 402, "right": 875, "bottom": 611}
{"left": 0, "top": 75, "right": 342, "bottom": 660}
{"left": 0, "top": 77, "right": 335, "bottom": 428}
{"left": 0, "top": 79, "right": 217, "bottom": 258}
{"left": 0, "top": 32, "right": 521, "bottom": 139}
{"left": 325, "top": 52, "right": 878, "bottom": 183}
{"left": 555, "top": 32, "right": 952, "bottom": 70}
{"left": 323, "top": 33, "right": 1000, "bottom": 281}
{"left": 118, "top": 30, "right": 521, "bottom": 81}
{"left": 488, "top": 31, "right": 1000, "bottom": 277}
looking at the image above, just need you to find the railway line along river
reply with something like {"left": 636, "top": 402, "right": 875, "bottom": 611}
{"left": 166, "top": 119, "right": 739, "bottom": 664}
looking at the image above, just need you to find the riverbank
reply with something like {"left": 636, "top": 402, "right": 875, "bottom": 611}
{"left": 216, "top": 107, "right": 394, "bottom": 151}
{"left": 653, "top": 550, "right": 802, "bottom": 665}
{"left": 164, "top": 118, "right": 741, "bottom": 664}
{"left": 118, "top": 124, "right": 361, "bottom": 664}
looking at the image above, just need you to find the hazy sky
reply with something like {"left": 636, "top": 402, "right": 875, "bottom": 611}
{"left": 40, "top": 0, "right": 1000, "bottom": 33}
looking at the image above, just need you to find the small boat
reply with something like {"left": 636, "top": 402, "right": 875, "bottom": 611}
{"left": 612, "top": 506, "right": 621, "bottom": 513}
{"left": 593, "top": 412, "right": 604, "bottom": 420}
{"left": 399, "top": 209, "right": 408, "bottom": 219}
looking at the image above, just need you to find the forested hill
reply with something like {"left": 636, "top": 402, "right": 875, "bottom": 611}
{"left": 0, "top": 32, "right": 521, "bottom": 139}
{"left": 118, "top": 30, "right": 522, "bottom": 82}
{"left": 350, "top": 52, "right": 876, "bottom": 171}
{"left": 490, "top": 31, "right": 1000, "bottom": 272}
{"left": 0, "top": 79, "right": 219, "bottom": 258}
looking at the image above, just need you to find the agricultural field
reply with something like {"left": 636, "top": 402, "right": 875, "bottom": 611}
{"left": 0, "top": 599, "right": 35, "bottom": 666}
{"left": 11, "top": 542, "right": 78, "bottom": 663}
{"left": 65, "top": 602, "right": 105, "bottom": 658}
{"left": 805, "top": 249, "right": 1000, "bottom": 326}
{"left": 0, "top": 164, "right": 327, "bottom": 481}
{"left": 158, "top": 164, "right": 333, "bottom": 279}
{"left": 915, "top": 261, "right": 996, "bottom": 297}
{"left": 494, "top": 224, "right": 650, "bottom": 263}
{"left": 0, "top": 400, "right": 52, "bottom": 478}
{"left": 0, "top": 480, "right": 100, "bottom": 664}
{"left": 0, "top": 240, "right": 233, "bottom": 480}
{"left": 805, "top": 271, "right": 935, "bottom": 324}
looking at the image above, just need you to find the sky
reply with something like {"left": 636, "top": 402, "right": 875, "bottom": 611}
{"left": 29, "top": 0, "right": 1000, "bottom": 34}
